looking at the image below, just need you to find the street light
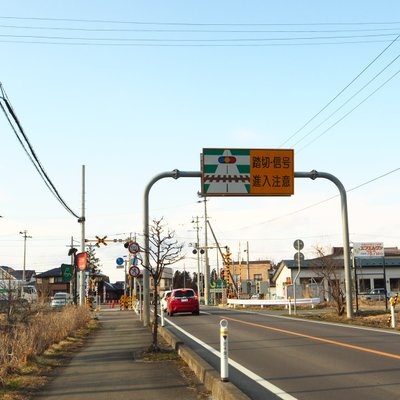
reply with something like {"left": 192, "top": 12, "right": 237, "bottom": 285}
{"left": 19, "top": 230, "right": 32, "bottom": 295}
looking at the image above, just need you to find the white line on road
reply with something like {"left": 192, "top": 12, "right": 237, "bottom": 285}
{"left": 166, "top": 317, "right": 297, "bottom": 400}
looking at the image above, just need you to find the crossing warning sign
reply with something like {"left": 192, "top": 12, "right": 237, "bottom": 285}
{"left": 201, "top": 148, "right": 294, "bottom": 196}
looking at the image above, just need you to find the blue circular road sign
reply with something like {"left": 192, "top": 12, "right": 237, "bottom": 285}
{"left": 116, "top": 257, "right": 124, "bottom": 266}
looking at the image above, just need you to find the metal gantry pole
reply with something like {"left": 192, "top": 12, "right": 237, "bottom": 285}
{"left": 295, "top": 170, "right": 353, "bottom": 319}
{"left": 143, "top": 170, "right": 202, "bottom": 326}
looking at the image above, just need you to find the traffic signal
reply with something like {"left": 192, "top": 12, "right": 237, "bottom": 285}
{"left": 225, "top": 266, "right": 230, "bottom": 286}
{"left": 224, "top": 247, "right": 232, "bottom": 265}
{"left": 192, "top": 248, "right": 205, "bottom": 254}
{"left": 220, "top": 269, "right": 225, "bottom": 280}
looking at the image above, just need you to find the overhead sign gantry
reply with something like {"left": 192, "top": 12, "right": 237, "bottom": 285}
{"left": 202, "top": 148, "right": 294, "bottom": 196}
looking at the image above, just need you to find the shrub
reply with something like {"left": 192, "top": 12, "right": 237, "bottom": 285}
{"left": 0, "top": 305, "right": 91, "bottom": 383}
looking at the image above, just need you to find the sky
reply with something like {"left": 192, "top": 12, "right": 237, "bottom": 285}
{"left": 1, "top": 1, "right": 400, "bottom": 283}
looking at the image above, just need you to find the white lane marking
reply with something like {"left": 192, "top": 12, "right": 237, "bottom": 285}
{"left": 166, "top": 317, "right": 297, "bottom": 400}
{"left": 237, "top": 309, "right": 400, "bottom": 335}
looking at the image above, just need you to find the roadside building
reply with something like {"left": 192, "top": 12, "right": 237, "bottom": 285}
{"left": 229, "top": 259, "right": 274, "bottom": 297}
{"left": 35, "top": 267, "right": 70, "bottom": 298}
{"left": 272, "top": 247, "right": 400, "bottom": 300}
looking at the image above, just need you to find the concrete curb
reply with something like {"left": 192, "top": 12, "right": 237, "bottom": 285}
{"left": 159, "top": 325, "right": 250, "bottom": 400}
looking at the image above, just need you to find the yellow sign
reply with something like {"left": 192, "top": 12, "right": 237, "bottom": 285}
{"left": 202, "top": 148, "right": 294, "bottom": 196}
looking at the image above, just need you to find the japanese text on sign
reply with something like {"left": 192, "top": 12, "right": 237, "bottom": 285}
{"left": 353, "top": 242, "right": 384, "bottom": 257}
{"left": 202, "top": 148, "right": 294, "bottom": 196}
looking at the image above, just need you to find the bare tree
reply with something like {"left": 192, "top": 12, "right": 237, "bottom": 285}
{"left": 142, "top": 218, "right": 184, "bottom": 351}
{"left": 311, "top": 246, "right": 345, "bottom": 316}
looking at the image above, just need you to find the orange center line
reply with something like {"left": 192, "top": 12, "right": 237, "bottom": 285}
{"left": 222, "top": 315, "right": 400, "bottom": 360}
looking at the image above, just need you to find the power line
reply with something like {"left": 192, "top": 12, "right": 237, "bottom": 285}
{"left": 298, "top": 66, "right": 400, "bottom": 152}
{"left": 1, "top": 23, "right": 400, "bottom": 34}
{"left": 0, "top": 38, "right": 394, "bottom": 48}
{"left": 293, "top": 51, "right": 400, "bottom": 148}
{"left": 280, "top": 34, "right": 400, "bottom": 147}
{"left": 236, "top": 167, "right": 400, "bottom": 230}
{"left": 0, "top": 15, "right": 400, "bottom": 26}
{"left": 0, "top": 83, "right": 80, "bottom": 219}
{"left": 0, "top": 32, "right": 397, "bottom": 43}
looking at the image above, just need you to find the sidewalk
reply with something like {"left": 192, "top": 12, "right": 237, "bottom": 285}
{"left": 34, "top": 308, "right": 208, "bottom": 400}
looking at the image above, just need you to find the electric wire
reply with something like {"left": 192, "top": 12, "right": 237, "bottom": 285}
{"left": 0, "top": 32, "right": 397, "bottom": 43}
{"left": 0, "top": 84, "right": 80, "bottom": 219}
{"left": 0, "top": 38, "right": 393, "bottom": 47}
{"left": 293, "top": 51, "right": 400, "bottom": 148}
{"left": 235, "top": 167, "right": 400, "bottom": 231}
{"left": 280, "top": 34, "right": 400, "bottom": 147}
{"left": 0, "top": 15, "right": 400, "bottom": 26}
{"left": 298, "top": 66, "right": 400, "bottom": 152}
{"left": 1, "top": 23, "right": 400, "bottom": 33}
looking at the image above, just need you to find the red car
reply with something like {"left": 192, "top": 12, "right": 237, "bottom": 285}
{"left": 167, "top": 288, "right": 200, "bottom": 316}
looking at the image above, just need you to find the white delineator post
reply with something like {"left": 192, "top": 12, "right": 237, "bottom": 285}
{"left": 390, "top": 295, "right": 398, "bottom": 328}
{"left": 160, "top": 307, "right": 165, "bottom": 327}
{"left": 220, "top": 319, "right": 229, "bottom": 382}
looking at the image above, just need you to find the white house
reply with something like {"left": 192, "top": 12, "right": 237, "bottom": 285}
{"left": 272, "top": 247, "right": 400, "bottom": 300}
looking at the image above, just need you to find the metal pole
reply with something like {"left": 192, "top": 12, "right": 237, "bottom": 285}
{"left": 19, "top": 230, "right": 31, "bottom": 296}
{"left": 246, "top": 241, "right": 250, "bottom": 281}
{"left": 143, "top": 170, "right": 201, "bottom": 326}
{"left": 383, "top": 256, "right": 388, "bottom": 310}
{"left": 203, "top": 198, "right": 210, "bottom": 305}
{"left": 194, "top": 217, "right": 201, "bottom": 297}
{"left": 293, "top": 249, "right": 301, "bottom": 315}
{"left": 353, "top": 252, "right": 359, "bottom": 312}
{"left": 79, "top": 165, "right": 86, "bottom": 306}
{"left": 295, "top": 170, "right": 353, "bottom": 318}
{"left": 70, "top": 236, "right": 74, "bottom": 296}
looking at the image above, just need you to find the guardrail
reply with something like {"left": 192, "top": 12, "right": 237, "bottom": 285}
{"left": 227, "top": 297, "right": 321, "bottom": 308}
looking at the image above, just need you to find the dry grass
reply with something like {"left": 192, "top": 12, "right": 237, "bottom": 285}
{"left": 0, "top": 305, "right": 93, "bottom": 392}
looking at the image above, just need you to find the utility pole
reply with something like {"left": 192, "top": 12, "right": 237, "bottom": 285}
{"left": 246, "top": 241, "right": 250, "bottom": 281}
{"left": 19, "top": 230, "right": 32, "bottom": 295}
{"left": 192, "top": 216, "right": 201, "bottom": 297}
{"left": 79, "top": 165, "right": 86, "bottom": 306}
{"left": 198, "top": 196, "right": 210, "bottom": 305}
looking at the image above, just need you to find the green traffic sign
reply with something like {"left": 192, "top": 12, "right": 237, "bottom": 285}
{"left": 210, "top": 279, "right": 227, "bottom": 289}
{"left": 61, "top": 264, "right": 74, "bottom": 282}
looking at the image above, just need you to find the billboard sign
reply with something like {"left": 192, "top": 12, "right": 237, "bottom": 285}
{"left": 353, "top": 242, "right": 384, "bottom": 257}
{"left": 202, "top": 148, "right": 294, "bottom": 196}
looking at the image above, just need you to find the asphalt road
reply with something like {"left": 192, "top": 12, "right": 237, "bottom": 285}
{"left": 164, "top": 306, "right": 400, "bottom": 400}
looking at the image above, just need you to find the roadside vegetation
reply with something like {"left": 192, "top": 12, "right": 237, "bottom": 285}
{"left": 0, "top": 303, "right": 95, "bottom": 399}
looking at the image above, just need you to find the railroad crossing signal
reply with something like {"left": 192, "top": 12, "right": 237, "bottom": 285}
{"left": 85, "top": 236, "right": 132, "bottom": 247}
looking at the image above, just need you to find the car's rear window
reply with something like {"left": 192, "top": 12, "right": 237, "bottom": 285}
{"left": 173, "top": 290, "right": 195, "bottom": 298}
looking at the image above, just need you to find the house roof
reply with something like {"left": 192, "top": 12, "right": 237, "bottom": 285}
{"left": 9, "top": 270, "right": 36, "bottom": 280}
{"left": 0, "top": 266, "right": 16, "bottom": 280}
{"left": 36, "top": 267, "right": 62, "bottom": 278}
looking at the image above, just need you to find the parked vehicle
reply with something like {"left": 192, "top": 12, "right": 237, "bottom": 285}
{"left": 160, "top": 290, "right": 172, "bottom": 312}
{"left": 361, "top": 288, "right": 390, "bottom": 301}
{"left": 0, "top": 281, "right": 38, "bottom": 303}
{"left": 167, "top": 288, "right": 199, "bottom": 316}
{"left": 51, "top": 292, "right": 73, "bottom": 309}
